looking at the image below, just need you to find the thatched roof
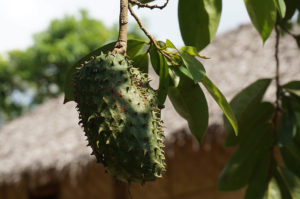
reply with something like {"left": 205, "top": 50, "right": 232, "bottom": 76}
{"left": 0, "top": 24, "right": 299, "bottom": 184}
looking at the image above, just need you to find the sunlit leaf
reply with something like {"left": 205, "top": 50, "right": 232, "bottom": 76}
{"left": 180, "top": 46, "right": 209, "bottom": 59}
{"left": 179, "top": 50, "right": 206, "bottom": 83}
{"left": 178, "top": 0, "right": 222, "bottom": 50}
{"left": 201, "top": 76, "right": 238, "bottom": 135}
{"left": 244, "top": 0, "right": 277, "bottom": 42}
{"left": 263, "top": 178, "right": 282, "bottom": 199}
{"left": 274, "top": 0, "right": 286, "bottom": 18}
{"left": 165, "top": 39, "right": 177, "bottom": 49}
{"left": 169, "top": 66, "right": 180, "bottom": 87}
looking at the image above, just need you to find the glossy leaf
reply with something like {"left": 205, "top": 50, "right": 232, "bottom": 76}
{"left": 245, "top": 153, "right": 272, "bottom": 199}
{"left": 201, "top": 76, "right": 238, "bottom": 135}
{"left": 218, "top": 124, "right": 275, "bottom": 190}
{"left": 224, "top": 78, "right": 272, "bottom": 146}
{"left": 165, "top": 39, "right": 177, "bottom": 49}
{"left": 244, "top": 0, "right": 277, "bottom": 42}
{"left": 64, "top": 40, "right": 147, "bottom": 103}
{"left": 274, "top": 0, "right": 286, "bottom": 18}
{"left": 179, "top": 50, "right": 206, "bottom": 83}
{"left": 168, "top": 73, "right": 208, "bottom": 143}
{"left": 178, "top": 0, "right": 222, "bottom": 50}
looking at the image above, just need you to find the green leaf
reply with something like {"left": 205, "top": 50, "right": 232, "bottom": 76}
{"left": 274, "top": 0, "right": 286, "bottom": 18}
{"left": 180, "top": 46, "right": 209, "bottom": 59}
{"left": 276, "top": 106, "right": 297, "bottom": 146}
{"left": 245, "top": 153, "right": 272, "bottom": 199}
{"left": 281, "top": 0, "right": 297, "bottom": 21}
{"left": 280, "top": 129, "right": 300, "bottom": 178}
{"left": 226, "top": 102, "right": 275, "bottom": 147}
{"left": 165, "top": 39, "right": 177, "bottom": 49}
{"left": 274, "top": 167, "right": 299, "bottom": 199}
{"left": 179, "top": 50, "right": 206, "bottom": 83}
{"left": 63, "top": 39, "right": 147, "bottom": 103}
{"left": 149, "top": 45, "right": 169, "bottom": 106}
{"left": 168, "top": 72, "right": 208, "bottom": 143}
{"left": 218, "top": 124, "right": 275, "bottom": 191}
{"left": 263, "top": 178, "right": 282, "bottom": 199}
{"left": 157, "top": 55, "right": 169, "bottom": 107}
{"left": 224, "top": 78, "right": 272, "bottom": 146}
{"left": 283, "top": 80, "right": 300, "bottom": 97}
{"left": 178, "top": 65, "right": 193, "bottom": 80}
{"left": 244, "top": 0, "right": 277, "bottom": 42}
{"left": 201, "top": 76, "right": 238, "bottom": 135}
{"left": 132, "top": 53, "right": 149, "bottom": 73}
{"left": 280, "top": 168, "right": 300, "bottom": 199}
{"left": 168, "top": 66, "right": 180, "bottom": 87}
{"left": 283, "top": 81, "right": 300, "bottom": 90}
{"left": 178, "top": 0, "right": 222, "bottom": 51}
{"left": 127, "top": 40, "right": 149, "bottom": 58}
{"left": 149, "top": 45, "right": 161, "bottom": 75}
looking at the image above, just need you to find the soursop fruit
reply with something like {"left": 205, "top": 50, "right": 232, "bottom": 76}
{"left": 74, "top": 52, "right": 166, "bottom": 184}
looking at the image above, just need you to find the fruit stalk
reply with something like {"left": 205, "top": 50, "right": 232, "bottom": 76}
{"left": 113, "top": 0, "right": 129, "bottom": 54}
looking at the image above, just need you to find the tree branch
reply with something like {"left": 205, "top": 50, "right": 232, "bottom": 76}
{"left": 113, "top": 0, "right": 129, "bottom": 55}
{"left": 129, "top": 0, "right": 169, "bottom": 9}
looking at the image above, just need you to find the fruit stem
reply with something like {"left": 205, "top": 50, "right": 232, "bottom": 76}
{"left": 113, "top": 0, "right": 129, "bottom": 55}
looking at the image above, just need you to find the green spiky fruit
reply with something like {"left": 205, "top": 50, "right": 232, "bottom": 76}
{"left": 74, "top": 52, "right": 166, "bottom": 184}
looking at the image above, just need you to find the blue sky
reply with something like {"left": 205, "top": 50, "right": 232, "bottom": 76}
{"left": 0, "top": 0, "right": 250, "bottom": 53}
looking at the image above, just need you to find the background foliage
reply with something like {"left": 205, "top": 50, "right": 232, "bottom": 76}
{"left": 0, "top": 10, "right": 143, "bottom": 123}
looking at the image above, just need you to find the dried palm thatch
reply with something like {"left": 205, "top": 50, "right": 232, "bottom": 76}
{"left": 0, "top": 24, "right": 299, "bottom": 199}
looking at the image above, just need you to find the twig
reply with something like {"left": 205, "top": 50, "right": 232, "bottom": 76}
{"left": 272, "top": 24, "right": 282, "bottom": 129}
{"left": 275, "top": 25, "right": 281, "bottom": 113}
{"left": 279, "top": 24, "right": 297, "bottom": 38}
{"left": 128, "top": 3, "right": 179, "bottom": 66}
{"left": 113, "top": 0, "right": 129, "bottom": 54}
{"left": 129, "top": 0, "right": 169, "bottom": 9}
